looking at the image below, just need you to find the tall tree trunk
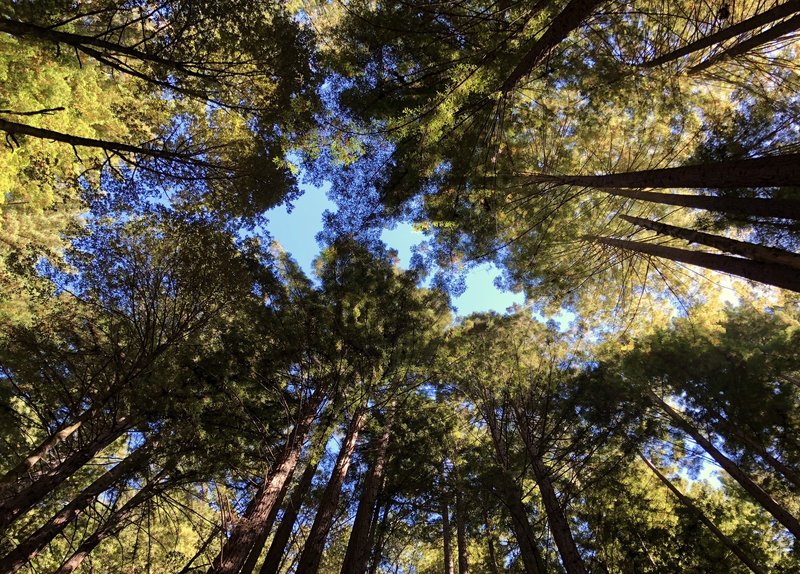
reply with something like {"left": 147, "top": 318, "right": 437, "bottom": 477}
{"left": 639, "top": 0, "right": 800, "bottom": 67}
{"left": 0, "top": 416, "right": 132, "bottom": 533}
{"left": 340, "top": 407, "right": 395, "bottom": 574}
{"left": 649, "top": 390, "right": 800, "bottom": 538}
{"left": 455, "top": 486, "right": 469, "bottom": 574}
{"left": 591, "top": 236, "right": 800, "bottom": 292}
{"left": 295, "top": 405, "right": 368, "bottom": 574}
{"left": 608, "top": 188, "right": 800, "bottom": 219}
{"left": 535, "top": 153, "right": 800, "bottom": 190}
{"left": 0, "top": 118, "right": 215, "bottom": 167}
{"left": 52, "top": 471, "right": 168, "bottom": 574}
{"left": 620, "top": 214, "right": 800, "bottom": 269}
{"left": 367, "top": 500, "right": 391, "bottom": 574}
{"left": 0, "top": 408, "right": 95, "bottom": 491}
{"left": 501, "top": 0, "right": 605, "bottom": 92}
{"left": 259, "top": 448, "right": 325, "bottom": 574}
{"left": 496, "top": 477, "right": 546, "bottom": 574}
{"left": 0, "top": 18, "right": 214, "bottom": 75}
{"left": 442, "top": 488, "right": 455, "bottom": 574}
{"left": 689, "top": 13, "right": 800, "bottom": 74}
{"left": 529, "top": 456, "right": 587, "bottom": 574}
{"left": 208, "top": 391, "right": 324, "bottom": 574}
{"left": 482, "top": 509, "right": 501, "bottom": 574}
{"left": 238, "top": 479, "right": 291, "bottom": 574}
{"left": 485, "top": 411, "right": 546, "bottom": 574}
{"left": 714, "top": 417, "right": 800, "bottom": 491}
{"left": 0, "top": 442, "right": 153, "bottom": 574}
{"left": 640, "top": 454, "right": 767, "bottom": 574}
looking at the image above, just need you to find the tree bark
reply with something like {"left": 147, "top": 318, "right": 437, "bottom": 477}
{"left": 482, "top": 509, "right": 501, "bottom": 574}
{"left": 208, "top": 391, "right": 324, "bottom": 574}
{"left": 340, "top": 408, "right": 395, "bottom": 574}
{"left": 455, "top": 486, "right": 469, "bottom": 574}
{"left": 534, "top": 153, "right": 800, "bottom": 190}
{"left": 442, "top": 488, "right": 455, "bottom": 574}
{"left": 639, "top": 0, "right": 800, "bottom": 68}
{"left": 295, "top": 405, "right": 368, "bottom": 574}
{"left": 0, "top": 416, "right": 132, "bottom": 533}
{"left": 52, "top": 471, "right": 168, "bottom": 574}
{"left": 0, "top": 118, "right": 217, "bottom": 168}
{"left": 640, "top": 453, "right": 767, "bottom": 574}
{"left": 689, "top": 13, "right": 800, "bottom": 74}
{"left": 530, "top": 456, "right": 587, "bottom": 574}
{"left": 649, "top": 390, "right": 800, "bottom": 538}
{"left": 238, "top": 478, "right": 293, "bottom": 574}
{"left": 501, "top": 0, "right": 605, "bottom": 92}
{"left": 496, "top": 479, "right": 546, "bottom": 574}
{"left": 591, "top": 236, "right": 800, "bottom": 292}
{"left": 714, "top": 417, "right": 800, "bottom": 491}
{"left": 0, "top": 18, "right": 213, "bottom": 76}
{"left": 259, "top": 450, "right": 324, "bottom": 574}
{"left": 0, "top": 442, "right": 152, "bottom": 574}
{"left": 0, "top": 409, "right": 93, "bottom": 491}
{"left": 620, "top": 214, "right": 800, "bottom": 269}
{"left": 608, "top": 188, "right": 800, "bottom": 219}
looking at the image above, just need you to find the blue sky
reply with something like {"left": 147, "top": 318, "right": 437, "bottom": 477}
{"left": 266, "top": 182, "right": 525, "bottom": 317}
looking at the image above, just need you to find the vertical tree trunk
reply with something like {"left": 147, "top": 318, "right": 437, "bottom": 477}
{"left": 52, "top": 471, "right": 168, "bottom": 574}
{"left": 455, "top": 486, "right": 469, "bottom": 574}
{"left": 650, "top": 390, "right": 800, "bottom": 538}
{"left": 442, "top": 490, "right": 455, "bottom": 574}
{"left": 483, "top": 509, "right": 501, "bottom": 574}
{"left": 535, "top": 153, "right": 800, "bottom": 189}
{"left": 619, "top": 214, "right": 800, "bottom": 270}
{"left": 689, "top": 13, "right": 800, "bottom": 74}
{"left": 0, "top": 416, "right": 132, "bottom": 533}
{"left": 259, "top": 451, "right": 324, "bottom": 574}
{"left": 501, "top": 0, "right": 605, "bottom": 92}
{"left": 502, "top": 486, "right": 546, "bottom": 574}
{"left": 208, "top": 392, "right": 324, "bottom": 574}
{"left": 0, "top": 442, "right": 153, "bottom": 574}
{"left": 295, "top": 405, "right": 368, "bottom": 574}
{"left": 640, "top": 454, "right": 766, "bottom": 574}
{"left": 591, "top": 236, "right": 800, "bottom": 292}
{"left": 367, "top": 500, "right": 391, "bottom": 574}
{"left": 238, "top": 479, "right": 292, "bottom": 574}
{"left": 639, "top": 0, "right": 800, "bottom": 68}
{"left": 530, "top": 456, "right": 587, "bottom": 574}
{"left": 340, "top": 407, "right": 395, "bottom": 574}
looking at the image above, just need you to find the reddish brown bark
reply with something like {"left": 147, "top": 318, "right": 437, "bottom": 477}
{"left": 259, "top": 455, "right": 322, "bottom": 574}
{"left": 208, "top": 392, "right": 324, "bottom": 574}
{"left": 295, "top": 406, "right": 368, "bottom": 574}
{"left": 340, "top": 409, "right": 395, "bottom": 574}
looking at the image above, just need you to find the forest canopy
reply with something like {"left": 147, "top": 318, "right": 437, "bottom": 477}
{"left": 1, "top": 1, "right": 800, "bottom": 573}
